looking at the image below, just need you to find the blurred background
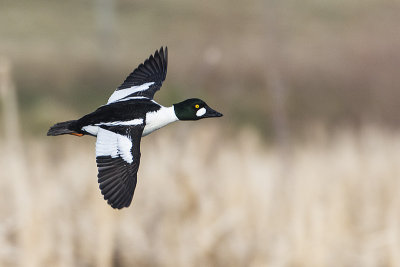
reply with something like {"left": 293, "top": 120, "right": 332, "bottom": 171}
{"left": 1, "top": 0, "right": 400, "bottom": 266}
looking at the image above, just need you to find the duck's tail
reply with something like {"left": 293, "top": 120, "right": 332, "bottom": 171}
{"left": 47, "top": 120, "right": 81, "bottom": 136}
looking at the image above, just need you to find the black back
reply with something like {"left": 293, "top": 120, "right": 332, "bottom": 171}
{"left": 74, "top": 99, "right": 161, "bottom": 130}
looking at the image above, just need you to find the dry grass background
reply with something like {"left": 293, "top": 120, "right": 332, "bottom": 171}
{"left": 2, "top": 60, "right": 400, "bottom": 265}
{"left": 1, "top": 121, "right": 400, "bottom": 266}
{"left": 1, "top": 0, "right": 400, "bottom": 266}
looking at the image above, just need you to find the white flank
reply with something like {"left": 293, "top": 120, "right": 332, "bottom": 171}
{"left": 95, "top": 119, "right": 143, "bottom": 127}
{"left": 196, "top": 107, "right": 206, "bottom": 117}
{"left": 82, "top": 125, "right": 99, "bottom": 136}
{"left": 143, "top": 106, "right": 178, "bottom": 136}
{"left": 96, "top": 128, "right": 134, "bottom": 164}
{"left": 107, "top": 82, "right": 155, "bottom": 104}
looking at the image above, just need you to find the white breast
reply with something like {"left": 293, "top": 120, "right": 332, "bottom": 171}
{"left": 143, "top": 106, "right": 178, "bottom": 136}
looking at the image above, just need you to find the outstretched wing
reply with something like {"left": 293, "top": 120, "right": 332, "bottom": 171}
{"left": 95, "top": 125, "right": 144, "bottom": 209}
{"left": 107, "top": 47, "right": 168, "bottom": 104}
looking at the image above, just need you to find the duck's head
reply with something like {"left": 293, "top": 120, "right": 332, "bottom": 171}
{"left": 173, "top": 98, "right": 223, "bottom": 121}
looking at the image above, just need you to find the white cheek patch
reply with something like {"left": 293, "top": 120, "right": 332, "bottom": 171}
{"left": 196, "top": 107, "right": 206, "bottom": 117}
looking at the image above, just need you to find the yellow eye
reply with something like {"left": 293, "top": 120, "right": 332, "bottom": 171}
{"left": 195, "top": 104, "right": 200, "bottom": 109}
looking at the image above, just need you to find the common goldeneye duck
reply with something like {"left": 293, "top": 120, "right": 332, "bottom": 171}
{"left": 47, "top": 47, "right": 223, "bottom": 209}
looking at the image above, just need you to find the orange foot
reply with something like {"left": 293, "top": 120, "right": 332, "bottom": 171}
{"left": 70, "top": 133, "right": 84, "bottom": 137}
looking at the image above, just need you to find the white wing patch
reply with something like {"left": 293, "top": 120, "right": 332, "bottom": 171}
{"left": 82, "top": 119, "right": 142, "bottom": 136}
{"left": 96, "top": 128, "right": 119, "bottom": 158}
{"left": 95, "top": 119, "right": 143, "bottom": 127}
{"left": 117, "top": 134, "right": 134, "bottom": 163}
{"left": 114, "top": 96, "right": 149, "bottom": 103}
{"left": 96, "top": 128, "right": 134, "bottom": 164}
{"left": 107, "top": 82, "right": 155, "bottom": 104}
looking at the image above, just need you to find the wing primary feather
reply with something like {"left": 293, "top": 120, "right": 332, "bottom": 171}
{"left": 138, "top": 63, "right": 152, "bottom": 76}
{"left": 153, "top": 50, "right": 161, "bottom": 69}
{"left": 164, "top": 46, "right": 168, "bottom": 77}
{"left": 152, "top": 51, "right": 162, "bottom": 71}
{"left": 96, "top": 126, "right": 143, "bottom": 209}
{"left": 143, "top": 58, "right": 155, "bottom": 74}
{"left": 107, "top": 185, "right": 126, "bottom": 204}
{"left": 108, "top": 47, "right": 168, "bottom": 101}
{"left": 100, "top": 177, "right": 121, "bottom": 190}
{"left": 112, "top": 190, "right": 129, "bottom": 209}
{"left": 104, "top": 184, "right": 124, "bottom": 200}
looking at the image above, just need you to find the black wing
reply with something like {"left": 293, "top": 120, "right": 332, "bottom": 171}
{"left": 107, "top": 47, "right": 168, "bottom": 103}
{"left": 95, "top": 125, "right": 144, "bottom": 209}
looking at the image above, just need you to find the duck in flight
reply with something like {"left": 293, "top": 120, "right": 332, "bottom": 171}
{"left": 47, "top": 47, "right": 222, "bottom": 209}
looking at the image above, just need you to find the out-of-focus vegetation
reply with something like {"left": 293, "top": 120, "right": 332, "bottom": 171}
{"left": 1, "top": 0, "right": 400, "bottom": 266}
{"left": 2, "top": 125, "right": 400, "bottom": 266}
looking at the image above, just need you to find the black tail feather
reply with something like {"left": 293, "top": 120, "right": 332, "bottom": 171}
{"left": 47, "top": 120, "right": 77, "bottom": 136}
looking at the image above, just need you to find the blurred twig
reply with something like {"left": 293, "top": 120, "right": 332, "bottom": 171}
{"left": 0, "top": 58, "right": 33, "bottom": 267}
{"left": 95, "top": 0, "right": 117, "bottom": 64}
{"left": 263, "top": 1, "right": 292, "bottom": 173}
{"left": 0, "top": 58, "right": 20, "bottom": 142}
